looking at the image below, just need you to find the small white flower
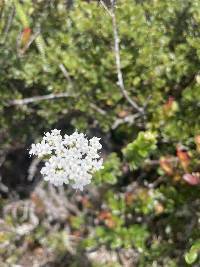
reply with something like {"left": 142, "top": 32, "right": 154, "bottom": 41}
{"left": 89, "top": 137, "right": 102, "bottom": 150}
{"left": 29, "top": 130, "right": 103, "bottom": 190}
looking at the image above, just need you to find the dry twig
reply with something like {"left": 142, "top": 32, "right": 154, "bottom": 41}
{"left": 100, "top": 0, "right": 144, "bottom": 114}
{"left": 8, "top": 92, "right": 74, "bottom": 106}
{"left": 8, "top": 91, "right": 106, "bottom": 116}
{"left": 111, "top": 113, "right": 140, "bottom": 129}
{"left": 19, "top": 30, "right": 40, "bottom": 55}
{"left": 59, "top": 63, "right": 72, "bottom": 84}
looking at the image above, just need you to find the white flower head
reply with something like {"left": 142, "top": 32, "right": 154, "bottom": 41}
{"left": 29, "top": 130, "right": 103, "bottom": 190}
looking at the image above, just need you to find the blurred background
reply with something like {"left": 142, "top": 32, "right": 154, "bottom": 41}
{"left": 0, "top": 0, "right": 200, "bottom": 266}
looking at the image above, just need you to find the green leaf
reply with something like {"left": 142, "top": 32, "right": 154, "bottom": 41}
{"left": 185, "top": 251, "right": 198, "bottom": 265}
{"left": 123, "top": 131, "right": 157, "bottom": 170}
{"left": 185, "top": 240, "right": 200, "bottom": 264}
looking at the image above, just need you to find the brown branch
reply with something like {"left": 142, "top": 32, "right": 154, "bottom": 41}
{"left": 100, "top": 0, "right": 143, "bottom": 114}
{"left": 111, "top": 113, "right": 140, "bottom": 129}
{"left": 89, "top": 102, "right": 106, "bottom": 115}
{"left": 59, "top": 63, "right": 72, "bottom": 84}
{"left": 8, "top": 92, "right": 74, "bottom": 106}
{"left": 8, "top": 91, "right": 106, "bottom": 116}
{"left": 99, "top": 0, "right": 113, "bottom": 17}
{"left": 19, "top": 30, "right": 40, "bottom": 55}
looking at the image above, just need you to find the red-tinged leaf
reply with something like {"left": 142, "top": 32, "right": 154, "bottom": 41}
{"left": 98, "top": 211, "right": 116, "bottom": 228}
{"left": 177, "top": 147, "right": 190, "bottom": 171}
{"left": 21, "top": 27, "right": 31, "bottom": 46}
{"left": 159, "top": 156, "right": 174, "bottom": 175}
{"left": 183, "top": 173, "right": 200, "bottom": 185}
{"left": 163, "top": 96, "right": 175, "bottom": 112}
{"left": 98, "top": 211, "right": 112, "bottom": 220}
{"left": 105, "top": 218, "right": 116, "bottom": 228}
{"left": 163, "top": 96, "right": 178, "bottom": 116}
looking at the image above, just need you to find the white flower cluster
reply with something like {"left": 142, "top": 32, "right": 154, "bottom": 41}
{"left": 29, "top": 129, "right": 103, "bottom": 190}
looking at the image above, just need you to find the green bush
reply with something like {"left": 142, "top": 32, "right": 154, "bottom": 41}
{"left": 0, "top": 0, "right": 200, "bottom": 266}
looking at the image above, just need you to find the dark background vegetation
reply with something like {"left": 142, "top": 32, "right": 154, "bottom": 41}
{"left": 0, "top": 0, "right": 200, "bottom": 266}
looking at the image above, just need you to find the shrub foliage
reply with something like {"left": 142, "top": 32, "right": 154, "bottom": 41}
{"left": 0, "top": 0, "right": 200, "bottom": 266}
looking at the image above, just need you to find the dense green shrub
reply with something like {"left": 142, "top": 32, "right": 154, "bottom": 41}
{"left": 0, "top": 0, "right": 200, "bottom": 266}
